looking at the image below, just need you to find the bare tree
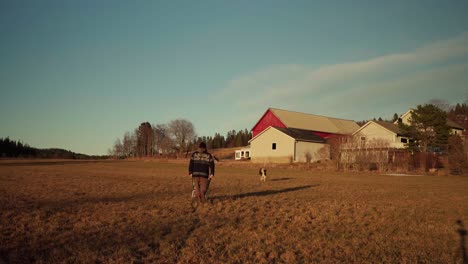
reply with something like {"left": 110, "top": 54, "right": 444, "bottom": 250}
{"left": 110, "top": 138, "right": 124, "bottom": 158}
{"left": 448, "top": 135, "right": 467, "bottom": 175}
{"left": 327, "top": 135, "right": 351, "bottom": 170}
{"left": 136, "top": 122, "right": 154, "bottom": 157}
{"left": 122, "top": 131, "right": 136, "bottom": 157}
{"left": 153, "top": 123, "right": 172, "bottom": 155}
{"left": 314, "top": 145, "right": 330, "bottom": 161}
{"left": 168, "top": 119, "right": 196, "bottom": 156}
{"left": 428, "top": 99, "right": 451, "bottom": 112}
{"left": 368, "top": 138, "right": 391, "bottom": 171}
{"left": 339, "top": 136, "right": 391, "bottom": 171}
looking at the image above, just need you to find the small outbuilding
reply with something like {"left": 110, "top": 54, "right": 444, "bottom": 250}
{"left": 235, "top": 147, "right": 251, "bottom": 160}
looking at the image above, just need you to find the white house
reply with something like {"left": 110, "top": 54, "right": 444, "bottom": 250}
{"left": 248, "top": 126, "right": 328, "bottom": 163}
{"left": 353, "top": 120, "right": 409, "bottom": 149}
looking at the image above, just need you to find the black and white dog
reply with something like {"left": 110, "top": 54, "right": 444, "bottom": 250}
{"left": 259, "top": 167, "right": 267, "bottom": 182}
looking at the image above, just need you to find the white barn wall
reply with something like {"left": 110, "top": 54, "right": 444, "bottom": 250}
{"left": 250, "top": 128, "right": 295, "bottom": 163}
{"left": 355, "top": 122, "right": 394, "bottom": 141}
{"left": 354, "top": 122, "right": 406, "bottom": 148}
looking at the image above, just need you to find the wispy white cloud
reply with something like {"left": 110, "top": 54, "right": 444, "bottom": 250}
{"left": 213, "top": 31, "right": 468, "bottom": 129}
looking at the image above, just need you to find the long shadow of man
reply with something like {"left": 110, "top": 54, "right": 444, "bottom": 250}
{"left": 457, "top": 220, "right": 467, "bottom": 264}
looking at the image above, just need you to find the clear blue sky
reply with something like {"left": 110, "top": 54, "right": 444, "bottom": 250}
{"left": 1, "top": 0, "right": 467, "bottom": 155}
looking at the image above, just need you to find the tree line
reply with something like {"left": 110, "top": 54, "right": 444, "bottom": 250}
{"left": 194, "top": 129, "right": 252, "bottom": 150}
{"left": 0, "top": 137, "right": 104, "bottom": 159}
{"left": 109, "top": 119, "right": 252, "bottom": 158}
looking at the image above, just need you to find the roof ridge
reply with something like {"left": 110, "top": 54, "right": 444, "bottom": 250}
{"left": 279, "top": 127, "right": 317, "bottom": 133}
{"left": 375, "top": 120, "right": 397, "bottom": 125}
{"left": 447, "top": 118, "right": 464, "bottom": 129}
{"left": 371, "top": 120, "right": 404, "bottom": 135}
{"left": 269, "top": 107, "right": 357, "bottom": 122}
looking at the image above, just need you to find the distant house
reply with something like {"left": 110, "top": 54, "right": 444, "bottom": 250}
{"left": 447, "top": 119, "right": 465, "bottom": 136}
{"left": 395, "top": 109, "right": 465, "bottom": 136}
{"left": 353, "top": 120, "right": 409, "bottom": 149}
{"left": 247, "top": 108, "right": 359, "bottom": 163}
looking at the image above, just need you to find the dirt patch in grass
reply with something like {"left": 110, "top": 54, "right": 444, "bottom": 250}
{"left": 0, "top": 160, "right": 467, "bottom": 263}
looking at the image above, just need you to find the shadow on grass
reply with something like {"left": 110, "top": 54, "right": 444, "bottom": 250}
{"left": 0, "top": 160, "right": 128, "bottom": 167}
{"left": 270, "top": 177, "right": 294, "bottom": 182}
{"left": 0, "top": 214, "right": 198, "bottom": 264}
{"left": 212, "top": 184, "right": 319, "bottom": 201}
{"left": 4, "top": 192, "right": 158, "bottom": 214}
{"left": 457, "top": 220, "right": 467, "bottom": 264}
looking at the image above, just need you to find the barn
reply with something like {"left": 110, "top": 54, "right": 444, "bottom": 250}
{"left": 249, "top": 108, "right": 360, "bottom": 163}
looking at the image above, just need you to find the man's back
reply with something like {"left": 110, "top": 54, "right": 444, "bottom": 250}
{"left": 189, "top": 151, "right": 215, "bottom": 178}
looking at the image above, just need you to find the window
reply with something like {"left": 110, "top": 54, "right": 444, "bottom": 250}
{"left": 245, "top": 151, "right": 250, "bottom": 158}
{"left": 400, "top": 138, "right": 408, "bottom": 143}
{"left": 360, "top": 136, "right": 366, "bottom": 141}
{"left": 272, "top": 143, "right": 277, "bottom": 150}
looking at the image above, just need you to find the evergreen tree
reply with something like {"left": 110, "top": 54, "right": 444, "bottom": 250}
{"left": 448, "top": 103, "right": 468, "bottom": 130}
{"left": 399, "top": 104, "right": 450, "bottom": 153}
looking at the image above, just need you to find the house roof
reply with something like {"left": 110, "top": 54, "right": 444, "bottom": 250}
{"left": 275, "top": 127, "right": 326, "bottom": 143}
{"left": 353, "top": 120, "right": 407, "bottom": 137}
{"left": 249, "top": 126, "right": 326, "bottom": 143}
{"left": 269, "top": 108, "right": 359, "bottom": 135}
{"left": 374, "top": 121, "right": 405, "bottom": 136}
{"left": 393, "top": 109, "right": 415, "bottom": 125}
{"left": 394, "top": 108, "right": 465, "bottom": 130}
{"left": 447, "top": 119, "right": 464, "bottom": 130}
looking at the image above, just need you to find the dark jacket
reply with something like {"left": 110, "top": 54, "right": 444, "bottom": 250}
{"left": 189, "top": 151, "right": 215, "bottom": 178}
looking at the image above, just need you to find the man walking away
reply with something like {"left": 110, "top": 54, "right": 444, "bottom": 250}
{"left": 189, "top": 142, "right": 215, "bottom": 203}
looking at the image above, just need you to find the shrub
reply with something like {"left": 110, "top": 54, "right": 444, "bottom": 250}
{"left": 448, "top": 135, "right": 467, "bottom": 175}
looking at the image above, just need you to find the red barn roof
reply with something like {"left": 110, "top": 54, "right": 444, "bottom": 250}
{"left": 252, "top": 108, "right": 359, "bottom": 138}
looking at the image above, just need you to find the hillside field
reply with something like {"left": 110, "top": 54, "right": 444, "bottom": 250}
{"left": 0, "top": 160, "right": 467, "bottom": 263}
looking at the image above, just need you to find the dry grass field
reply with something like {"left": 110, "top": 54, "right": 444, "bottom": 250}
{"left": 0, "top": 160, "right": 467, "bottom": 263}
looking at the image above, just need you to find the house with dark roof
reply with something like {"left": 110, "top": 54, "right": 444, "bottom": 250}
{"left": 353, "top": 121, "right": 410, "bottom": 149}
{"left": 353, "top": 110, "right": 465, "bottom": 150}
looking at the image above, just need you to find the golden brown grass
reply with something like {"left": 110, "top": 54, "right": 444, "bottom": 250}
{"left": 0, "top": 160, "right": 467, "bottom": 263}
